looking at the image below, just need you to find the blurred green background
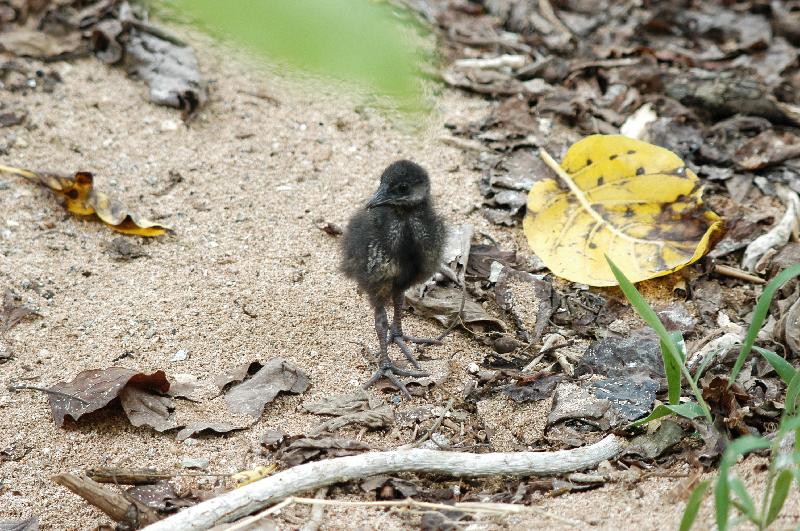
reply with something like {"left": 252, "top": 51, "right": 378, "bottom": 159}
{"left": 171, "top": 0, "right": 428, "bottom": 115}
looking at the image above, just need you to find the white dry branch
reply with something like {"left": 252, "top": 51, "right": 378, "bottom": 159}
{"left": 143, "top": 435, "right": 625, "bottom": 531}
{"left": 742, "top": 185, "right": 800, "bottom": 271}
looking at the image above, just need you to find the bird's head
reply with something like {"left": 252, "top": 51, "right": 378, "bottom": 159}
{"left": 366, "top": 160, "right": 431, "bottom": 210}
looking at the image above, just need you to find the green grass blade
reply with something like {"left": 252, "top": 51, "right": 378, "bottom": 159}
{"left": 680, "top": 480, "right": 711, "bottom": 531}
{"left": 766, "top": 469, "right": 793, "bottom": 526}
{"left": 631, "top": 402, "right": 706, "bottom": 426}
{"left": 729, "top": 264, "right": 800, "bottom": 385}
{"left": 663, "top": 331, "right": 684, "bottom": 404}
{"left": 715, "top": 469, "right": 731, "bottom": 531}
{"left": 754, "top": 346, "right": 798, "bottom": 385}
{"left": 716, "top": 436, "right": 771, "bottom": 531}
{"left": 607, "top": 256, "right": 713, "bottom": 422}
{"left": 728, "top": 476, "right": 758, "bottom": 523}
{"left": 786, "top": 370, "right": 800, "bottom": 416}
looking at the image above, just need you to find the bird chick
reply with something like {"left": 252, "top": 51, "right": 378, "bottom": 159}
{"left": 342, "top": 160, "right": 446, "bottom": 397}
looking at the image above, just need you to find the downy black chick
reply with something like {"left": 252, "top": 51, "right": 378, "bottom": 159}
{"left": 341, "top": 160, "right": 446, "bottom": 397}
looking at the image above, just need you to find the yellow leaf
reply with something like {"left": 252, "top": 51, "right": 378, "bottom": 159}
{"left": 231, "top": 464, "right": 277, "bottom": 487}
{"left": 523, "top": 135, "right": 722, "bottom": 286}
{"left": 0, "top": 165, "right": 169, "bottom": 236}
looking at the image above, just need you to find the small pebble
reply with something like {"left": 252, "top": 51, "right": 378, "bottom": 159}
{"left": 160, "top": 119, "right": 179, "bottom": 132}
{"left": 181, "top": 457, "right": 208, "bottom": 470}
{"left": 170, "top": 349, "right": 188, "bottom": 362}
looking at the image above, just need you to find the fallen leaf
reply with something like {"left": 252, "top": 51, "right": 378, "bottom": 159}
{"left": 47, "top": 368, "right": 170, "bottom": 427}
{"left": 0, "top": 165, "right": 169, "bottom": 236}
{"left": 494, "top": 268, "right": 551, "bottom": 343}
{"left": 0, "top": 28, "right": 84, "bottom": 59}
{"left": 175, "top": 422, "right": 248, "bottom": 442}
{"left": 309, "top": 405, "right": 395, "bottom": 435}
{"left": 126, "top": 481, "right": 198, "bottom": 513}
{"left": 0, "top": 516, "right": 39, "bottom": 531}
{"left": 276, "top": 437, "right": 374, "bottom": 467}
{"left": 124, "top": 29, "right": 208, "bottom": 118}
{"left": 360, "top": 475, "right": 419, "bottom": 499}
{"left": 524, "top": 135, "right": 722, "bottom": 286}
{"left": 625, "top": 420, "right": 684, "bottom": 459}
{"left": 119, "top": 385, "right": 177, "bottom": 432}
{"left": 223, "top": 358, "right": 309, "bottom": 418}
{"left": 406, "top": 286, "right": 506, "bottom": 332}
{"left": 503, "top": 374, "right": 562, "bottom": 402}
{"left": 1, "top": 290, "right": 39, "bottom": 333}
{"left": 734, "top": 130, "right": 800, "bottom": 170}
{"left": 301, "top": 389, "right": 380, "bottom": 416}
{"left": 231, "top": 465, "right": 277, "bottom": 487}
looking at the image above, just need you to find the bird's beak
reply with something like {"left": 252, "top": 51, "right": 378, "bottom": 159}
{"left": 366, "top": 185, "right": 391, "bottom": 209}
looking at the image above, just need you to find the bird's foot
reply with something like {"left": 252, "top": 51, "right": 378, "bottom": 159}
{"left": 390, "top": 332, "right": 442, "bottom": 370}
{"left": 363, "top": 358, "right": 429, "bottom": 399}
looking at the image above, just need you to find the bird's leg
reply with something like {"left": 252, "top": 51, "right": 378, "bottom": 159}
{"left": 390, "top": 291, "right": 442, "bottom": 369}
{"left": 363, "top": 303, "right": 427, "bottom": 398}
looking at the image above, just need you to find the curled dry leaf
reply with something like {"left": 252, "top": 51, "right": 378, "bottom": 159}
{"left": 524, "top": 135, "right": 722, "bottom": 286}
{"left": 405, "top": 286, "right": 506, "bottom": 333}
{"left": 48, "top": 368, "right": 170, "bottom": 427}
{"left": 223, "top": 358, "right": 310, "bottom": 418}
{"left": 276, "top": 437, "right": 374, "bottom": 467}
{"left": 0, "top": 165, "right": 168, "bottom": 236}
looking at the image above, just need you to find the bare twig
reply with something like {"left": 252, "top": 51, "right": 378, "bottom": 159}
{"left": 300, "top": 488, "right": 329, "bottom": 531}
{"left": 143, "top": 436, "right": 626, "bottom": 531}
{"left": 246, "top": 496, "right": 585, "bottom": 528}
{"left": 713, "top": 264, "right": 766, "bottom": 284}
{"left": 401, "top": 398, "right": 455, "bottom": 449}
{"left": 53, "top": 474, "right": 160, "bottom": 527}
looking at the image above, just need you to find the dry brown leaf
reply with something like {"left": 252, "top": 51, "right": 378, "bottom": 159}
{"left": 1, "top": 290, "right": 39, "bottom": 334}
{"left": 405, "top": 286, "right": 506, "bottom": 333}
{"left": 0, "top": 165, "right": 169, "bottom": 236}
{"left": 119, "top": 385, "right": 177, "bottom": 432}
{"left": 223, "top": 358, "right": 310, "bottom": 418}
{"left": 47, "top": 368, "right": 170, "bottom": 427}
{"left": 175, "top": 421, "right": 249, "bottom": 442}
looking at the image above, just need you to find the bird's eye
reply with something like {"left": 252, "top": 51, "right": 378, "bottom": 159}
{"left": 396, "top": 183, "right": 409, "bottom": 194}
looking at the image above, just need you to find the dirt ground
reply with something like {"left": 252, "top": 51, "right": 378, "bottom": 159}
{"left": 0, "top": 31, "right": 797, "bottom": 530}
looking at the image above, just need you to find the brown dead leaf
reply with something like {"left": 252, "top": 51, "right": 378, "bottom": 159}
{"left": 405, "top": 286, "right": 505, "bottom": 333}
{"left": 494, "top": 268, "right": 552, "bottom": 343}
{"left": 301, "top": 389, "right": 380, "bottom": 416}
{"left": 309, "top": 405, "right": 394, "bottom": 435}
{"left": 47, "top": 368, "right": 170, "bottom": 427}
{"left": 126, "top": 481, "right": 198, "bottom": 514}
{"left": 0, "top": 28, "right": 84, "bottom": 59}
{"left": 1, "top": 290, "right": 39, "bottom": 334}
{"left": 734, "top": 130, "right": 800, "bottom": 170}
{"left": 223, "top": 358, "right": 309, "bottom": 418}
{"left": 119, "top": 385, "right": 177, "bottom": 432}
{"left": 175, "top": 421, "right": 249, "bottom": 442}
{"left": 0, "top": 166, "right": 169, "bottom": 236}
{"left": 276, "top": 437, "right": 374, "bottom": 467}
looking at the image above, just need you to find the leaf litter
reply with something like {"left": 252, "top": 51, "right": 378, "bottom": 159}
{"left": 6, "top": 0, "right": 800, "bottom": 527}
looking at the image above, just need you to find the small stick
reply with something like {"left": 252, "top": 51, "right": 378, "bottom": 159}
{"left": 280, "top": 496, "right": 584, "bottom": 527}
{"left": 53, "top": 474, "right": 160, "bottom": 527}
{"left": 713, "top": 264, "right": 766, "bottom": 285}
{"left": 401, "top": 398, "right": 455, "bottom": 449}
{"left": 225, "top": 497, "right": 294, "bottom": 531}
{"left": 8, "top": 385, "right": 89, "bottom": 405}
{"left": 300, "top": 487, "right": 329, "bottom": 531}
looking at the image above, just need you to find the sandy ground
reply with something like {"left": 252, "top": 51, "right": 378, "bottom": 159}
{"left": 1, "top": 31, "right": 797, "bottom": 530}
